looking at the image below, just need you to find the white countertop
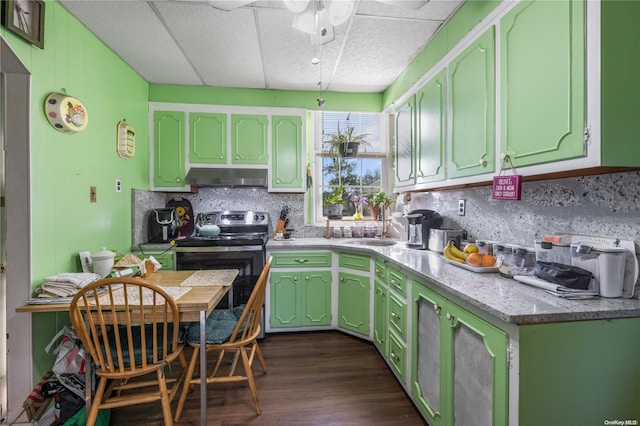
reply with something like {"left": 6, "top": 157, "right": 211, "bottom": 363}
{"left": 266, "top": 238, "right": 640, "bottom": 324}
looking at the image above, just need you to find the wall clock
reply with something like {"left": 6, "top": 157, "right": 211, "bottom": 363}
{"left": 1, "top": 0, "right": 45, "bottom": 49}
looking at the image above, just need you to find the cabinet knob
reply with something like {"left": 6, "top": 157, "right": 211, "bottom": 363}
{"left": 433, "top": 304, "right": 440, "bottom": 312}
{"left": 293, "top": 276, "right": 298, "bottom": 281}
{"left": 340, "top": 277, "right": 344, "bottom": 282}
{"left": 295, "top": 258, "right": 308, "bottom": 263}
{"left": 235, "top": 155, "right": 240, "bottom": 160}
{"left": 390, "top": 279, "right": 397, "bottom": 285}
{"left": 390, "top": 351, "right": 397, "bottom": 360}
{"left": 305, "top": 276, "right": 310, "bottom": 281}
{"left": 276, "top": 179, "right": 281, "bottom": 184}
{"left": 446, "top": 312, "right": 452, "bottom": 321}
{"left": 218, "top": 155, "right": 223, "bottom": 159}
{"left": 478, "top": 158, "right": 487, "bottom": 167}
{"left": 391, "top": 312, "right": 400, "bottom": 319}
{"left": 176, "top": 178, "right": 182, "bottom": 183}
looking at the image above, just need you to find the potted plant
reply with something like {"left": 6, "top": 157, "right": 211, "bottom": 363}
{"left": 323, "top": 185, "right": 345, "bottom": 219}
{"left": 323, "top": 121, "right": 372, "bottom": 158}
{"left": 370, "top": 190, "right": 396, "bottom": 220}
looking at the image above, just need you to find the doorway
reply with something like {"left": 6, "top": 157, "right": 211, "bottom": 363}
{"left": 1, "top": 37, "right": 33, "bottom": 422}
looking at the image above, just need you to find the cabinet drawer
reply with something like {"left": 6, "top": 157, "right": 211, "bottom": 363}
{"left": 155, "top": 253, "right": 176, "bottom": 270}
{"left": 389, "top": 292, "right": 407, "bottom": 341}
{"left": 388, "top": 267, "right": 407, "bottom": 297}
{"left": 374, "top": 259, "right": 387, "bottom": 282}
{"left": 272, "top": 252, "right": 332, "bottom": 268}
{"left": 389, "top": 331, "right": 407, "bottom": 382}
{"left": 339, "top": 252, "right": 370, "bottom": 272}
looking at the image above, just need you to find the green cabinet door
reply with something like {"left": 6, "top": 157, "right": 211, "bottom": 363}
{"left": 270, "top": 269, "right": 331, "bottom": 328}
{"left": 231, "top": 114, "right": 268, "bottom": 164}
{"left": 270, "top": 271, "right": 300, "bottom": 327}
{"left": 300, "top": 271, "right": 332, "bottom": 327}
{"left": 446, "top": 301, "right": 508, "bottom": 426}
{"left": 271, "top": 115, "right": 303, "bottom": 190}
{"left": 373, "top": 280, "right": 388, "bottom": 356}
{"left": 189, "top": 112, "right": 227, "bottom": 164}
{"left": 416, "top": 68, "right": 446, "bottom": 183}
{"left": 153, "top": 111, "right": 186, "bottom": 188}
{"left": 500, "top": 0, "right": 585, "bottom": 167}
{"left": 412, "top": 283, "right": 448, "bottom": 426}
{"left": 412, "top": 282, "right": 508, "bottom": 426}
{"left": 338, "top": 271, "right": 370, "bottom": 336}
{"left": 448, "top": 27, "right": 495, "bottom": 178}
{"left": 395, "top": 95, "right": 415, "bottom": 189}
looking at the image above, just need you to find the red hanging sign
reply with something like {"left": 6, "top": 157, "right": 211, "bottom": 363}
{"left": 492, "top": 155, "right": 522, "bottom": 200}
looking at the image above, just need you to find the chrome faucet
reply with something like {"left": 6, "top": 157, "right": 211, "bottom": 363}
{"left": 380, "top": 203, "right": 387, "bottom": 239}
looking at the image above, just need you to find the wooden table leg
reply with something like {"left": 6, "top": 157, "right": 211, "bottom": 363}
{"left": 200, "top": 310, "right": 206, "bottom": 426}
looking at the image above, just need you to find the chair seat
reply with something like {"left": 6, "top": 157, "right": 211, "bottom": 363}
{"left": 183, "top": 305, "right": 245, "bottom": 345}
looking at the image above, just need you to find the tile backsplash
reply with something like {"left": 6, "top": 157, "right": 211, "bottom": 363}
{"left": 133, "top": 170, "right": 640, "bottom": 250}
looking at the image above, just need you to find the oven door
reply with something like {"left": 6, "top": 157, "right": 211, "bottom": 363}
{"left": 175, "top": 246, "right": 266, "bottom": 337}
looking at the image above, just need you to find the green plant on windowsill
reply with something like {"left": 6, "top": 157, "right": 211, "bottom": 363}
{"left": 369, "top": 190, "right": 396, "bottom": 220}
{"left": 323, "top": 185, "right": 345, "bottom": 219}
{"left": 323, "top": 122, "right": 372, "bottom": 158}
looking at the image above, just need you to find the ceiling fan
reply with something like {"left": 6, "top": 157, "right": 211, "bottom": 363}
{"left": 208, "top": 0, "right": 430, "bottom": 42}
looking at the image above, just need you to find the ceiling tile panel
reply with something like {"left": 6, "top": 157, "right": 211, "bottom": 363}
{"left": 257, "top": 8, "right": 346, "bottom": 91}
{"left": 153, "top": 2, "right": 266, "bottom": 88}
{"left": 60, "top": 0, "right": 201, "bottom": 85}
{"left": 330, "top": 15, "right": 442, "bottom": 92}
{"left": 357, "top": 0, "right": 463, "bottom": 21}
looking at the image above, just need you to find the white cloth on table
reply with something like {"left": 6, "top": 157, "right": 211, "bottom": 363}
{"left": 36, "top": 272, "right": 102, "bottom": 298}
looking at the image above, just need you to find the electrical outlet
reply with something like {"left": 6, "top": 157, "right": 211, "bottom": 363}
{"left": 458, "top": 199, "right": 466, "bottom": 216}
{"left": 90, "top": 186, "right": 97, "bottom": 203}
{"left": 115, "top": 179, "right": 122, "bottom": 193}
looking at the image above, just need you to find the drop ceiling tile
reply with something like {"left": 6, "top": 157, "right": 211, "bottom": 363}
{"left": 59, "top": 0, "right": 201, "bottom": 85}
{"left": 357, "top": 0, "right": 463, "bottom": 21}
{"left": 330, "top": 15, "right": 442, "bottom": 92}
{"left": 257, "top": 8, "right": 346, "bottom": 91}
{"left": 154, "top": 2, "right": 266, "bottom": 88}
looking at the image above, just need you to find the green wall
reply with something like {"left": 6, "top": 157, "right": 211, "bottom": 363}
{"left": 2, "top": 0, "right": 150, "bottom": 378}
{"left": 149, "top": 84, "right": 383, "bottom": 112}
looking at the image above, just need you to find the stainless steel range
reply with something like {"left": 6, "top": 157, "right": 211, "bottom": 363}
{"left": 175, "top": 210, "right": 269, "bottom": 335}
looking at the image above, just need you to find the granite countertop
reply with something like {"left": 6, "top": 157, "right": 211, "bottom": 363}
{"left": 266, "top": 238, "right": 640, "bottom": 325}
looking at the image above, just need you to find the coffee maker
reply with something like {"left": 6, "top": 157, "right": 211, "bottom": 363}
{"left": 406, "top": 209, "right": 443, "bottom": 250}
{"left": 148, "top": 208, "right": 179, "bottom": 243}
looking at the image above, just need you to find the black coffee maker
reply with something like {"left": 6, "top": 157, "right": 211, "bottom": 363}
{"left": 406, "top": 209, "right": 443, "bottom": 250}
{"left": 148, "top": 208, "right": 179, "bottom": 243}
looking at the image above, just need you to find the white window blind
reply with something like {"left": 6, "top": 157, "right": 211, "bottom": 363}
{"left": 313, "top": 111, "right": 385, "bottom": 154}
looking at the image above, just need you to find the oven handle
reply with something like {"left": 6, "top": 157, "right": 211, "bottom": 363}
{"left": 175, "top": 245, "right": 264, "bottom": 253}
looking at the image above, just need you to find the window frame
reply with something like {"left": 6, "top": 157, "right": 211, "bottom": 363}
{"left": 311, "top": 111, "right": 392, "bottom": 226}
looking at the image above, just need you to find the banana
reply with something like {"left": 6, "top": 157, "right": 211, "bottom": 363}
{"left": 448, "top": 241, "right": 466, "bottom": 259}
{"left": 443, "top": 241, "right": 465, "bottom": 263}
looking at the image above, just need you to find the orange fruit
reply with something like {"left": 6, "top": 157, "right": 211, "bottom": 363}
{"left": 481, "top": 255, "right": 497, "bottom": 267}
{"left": 466, "top": 253, "right": 483, "bottom": 266}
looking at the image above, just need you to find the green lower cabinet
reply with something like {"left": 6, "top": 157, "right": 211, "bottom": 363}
{"left": 270, "top": 270, "right": 331, "bottom": 328}
{"left": 132, "top": 250, "right": 175, "bottom": 270}
{"left": 337, "top": 271, "right": 370, "bottom": 337}
{"left": 412, "top": 282, "right": 508, "bottom": 426}
{"left": 373, "top": 280, "right": 388, "bottom": 356}
{"left": 388, "top": 330, "right": 407, "bottom": 383}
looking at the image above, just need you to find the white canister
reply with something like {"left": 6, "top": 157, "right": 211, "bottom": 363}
{"left": 598, "top": 248, "right": 628, "bottom": 298}
{"left": 92, "top": 247, "right": 116, "bottom": 278}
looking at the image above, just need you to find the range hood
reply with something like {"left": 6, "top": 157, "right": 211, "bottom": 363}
{"left": 185, "top": 168, "right": 268, "bottom": 187}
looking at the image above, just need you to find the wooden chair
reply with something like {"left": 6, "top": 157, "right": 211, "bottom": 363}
{"left": 174, "top": 256, "right": 272, "bottom": 421}
{"left": 69, "top": 278, "right": 187, "bottom": 426}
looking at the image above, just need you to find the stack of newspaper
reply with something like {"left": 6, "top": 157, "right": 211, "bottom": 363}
{"left": 513, "top": 275, "right": 599, "bottom": 299}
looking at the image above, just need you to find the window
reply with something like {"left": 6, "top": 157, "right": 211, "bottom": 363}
{"left": 313, "top": 111, "right": 389, "bottom": 223}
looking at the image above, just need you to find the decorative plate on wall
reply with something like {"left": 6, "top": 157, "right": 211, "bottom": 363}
{"left": 117, "top": 120, "right": 135, "bottom": 158}
{"left": 44, "top": 92, "right": 88, "bottom": 133}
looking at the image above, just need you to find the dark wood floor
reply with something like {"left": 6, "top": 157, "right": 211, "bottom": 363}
{"left": 110, "top": 331, "right": 426, "bottom": 425}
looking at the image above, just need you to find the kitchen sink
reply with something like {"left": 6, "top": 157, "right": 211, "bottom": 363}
{"left": 345, "top": 239, "right": 397, "bottom": 247}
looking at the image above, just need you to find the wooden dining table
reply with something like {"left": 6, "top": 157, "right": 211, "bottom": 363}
{"left": 17, "top": 269, "right": 238, "bottom": 426}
